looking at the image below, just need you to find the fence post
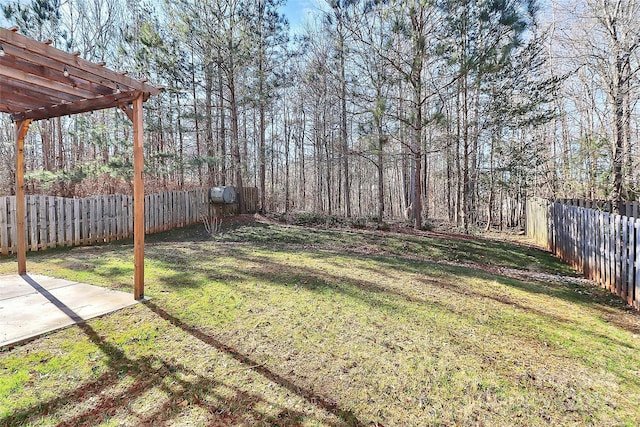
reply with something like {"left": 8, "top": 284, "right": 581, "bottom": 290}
{"left": 604, "top": 213, "right": 609, "bottom": 290}
{"left": 598, "top": 211, "right": 604, "bottom": 285}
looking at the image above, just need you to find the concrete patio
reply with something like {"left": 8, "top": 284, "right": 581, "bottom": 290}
{"left": 0, "top": 273, "right": 138, "bottom": 347}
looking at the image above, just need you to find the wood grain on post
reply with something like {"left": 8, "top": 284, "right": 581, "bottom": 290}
{"left": 15, "top": 120, "right": 31, "bottom": 275}
{"left": 133, "top": 95, "right": 145, "bottom": 300}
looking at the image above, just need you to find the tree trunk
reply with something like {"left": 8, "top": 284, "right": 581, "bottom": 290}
{"left": 339, "top": 25, "right": 351, "bottom": 218}
{"left": 229, "top": 69, "right": 245, "bottom": 213}
{"left": 259, "top": 69, "right": 266, "bottom": 212}
{"left": 56, "top": 117, "right": 64, "bottom": 170}
{"left": 218, "top": 64, "right": 227, "bottom": 186}
{"left": 205, "top": 62, "right": 215, "bottom": 187}
{"left": 377, "top": 132, "right": 385, "bottom": 223}
{"left": 486, "top": 133, "right": 496, "bottom": 231}
{"left": 191, "top": 48, "right": 203, "bottom": 184}
{"left": 284, "top": 102, "right": 291, "bottom": 212}
{"left": 413, "top": 84, "right": 423, "bottom": 230}
{"left": 176, "top": 81, "right": 185, "bottom": 187}
{"left": 300, "top": 107, "right": 307, "bottom": 210}
{"left": 462, "top": 70, "right": 471, "bottom": 233}
{"left": 611, "top": 55, "right": 625, "bottom": 212}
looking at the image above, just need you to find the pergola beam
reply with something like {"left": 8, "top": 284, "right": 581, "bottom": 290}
{"left": 120, "top": 104, "right": 134, "bottom": 122}
{"left": 1, "top": 76, "right": 87, "bottom": 105}
{"left": 12, "top": 91, "right": 143, "bottom": 121}
{"left": 2, "top": 53, "right": 114, "bottom": 95}
{"left": 0, "top": 65, "right": 102, "bottom": 100}
{"left": 0, "top": 82, "right": 64, "bottom": 106}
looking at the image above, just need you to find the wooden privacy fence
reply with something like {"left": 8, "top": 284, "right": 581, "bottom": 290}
{"left": 0, "top": 187, "right": 258, "bottom": 255}
{"left": 526, "top": 197, "right": 639, "bottom": 309}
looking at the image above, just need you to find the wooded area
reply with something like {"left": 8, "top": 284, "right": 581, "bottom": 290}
{"left": 527, "top": 197, "right": 640, "bottom": 309}
{"left": 1, "top": 0, "right": 639, "bottom": 230}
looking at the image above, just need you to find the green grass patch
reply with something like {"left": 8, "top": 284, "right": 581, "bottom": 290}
{"left": 1, "top": 221, "right": 639, "bottom": 426}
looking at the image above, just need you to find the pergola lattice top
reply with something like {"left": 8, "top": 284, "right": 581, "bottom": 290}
{"left": 0, "top": 26, "right": 160, "bottom": 122}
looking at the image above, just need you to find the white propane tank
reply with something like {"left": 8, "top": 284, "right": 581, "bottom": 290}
{"left": 209, "top": 186, "right": 236, "bottom": 204}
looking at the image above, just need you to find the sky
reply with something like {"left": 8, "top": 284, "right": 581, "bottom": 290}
{"left": 281, "top": 0, "right": 318, "bottom": 34}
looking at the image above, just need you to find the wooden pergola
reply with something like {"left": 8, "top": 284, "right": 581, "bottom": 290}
{"left": 0, "top": 26, "right": 160, "bottom": 300}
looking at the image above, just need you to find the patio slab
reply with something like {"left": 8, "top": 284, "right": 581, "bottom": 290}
{"left": 0, "top": 273, "right": 139, "bottom": 347}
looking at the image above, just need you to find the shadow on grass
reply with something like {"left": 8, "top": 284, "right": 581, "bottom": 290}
{"left": 2, "top": 319, "right": 349, "bottom": 427}
{"left": 293, "top": 246, "right": 623, "bottom": 312}
{"left": 343, "top": 252, "right": 640, "bottom": 336}
{"left": 409, "top": 269, "right": 639, "bottom": 350}
{"left": 139, "top": 226, "right": 639, "bottom": 335}
{"left": 224, "top": 251, "right": 458, "bottom": 317}
{"left": 211, "top": 222, "right": 574, "bottom": 276}
{"left": 6, "top": 264, "right": 367, "bottom": 427}
{"left": 205, "top": 247, "right": 640, "bottom": 340}
{"left": 30, "top": 219, "right": 635, "bottom": 338}
{"left": 6, "top": 223, "right": 640, "bottom": 425}
{"left": 143, "top": 301, "right": 365, "bottom": 427}
{"left": 381, "top": 254, "right": 640, "bottom": 343}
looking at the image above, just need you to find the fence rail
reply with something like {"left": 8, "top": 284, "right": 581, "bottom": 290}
{"left": 555, "top": 198, "right": 640, "bottom": 218}
{"left": 526, "top": 197, "right": 639, "bottom": 309}
{"left": 0, "top": 187, "right": 258, "bottom": 255}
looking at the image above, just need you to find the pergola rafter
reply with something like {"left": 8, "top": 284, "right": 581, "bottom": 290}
{"left": 0, "top": 26, "right": 161, "bottom": 300}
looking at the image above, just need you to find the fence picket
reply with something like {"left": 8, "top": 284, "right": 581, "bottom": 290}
{"left": 606, "top": 213, "right": 613, "bottom": 290}
{"left": 28, "top": 197, "right": 37, "bottom": 251}
{"left": 73, "top": 198, "right": 80, "bottom": 246}
{"left": 153, "top": 194, "right": 158, "bottom": 233}
{"left": 622, "top": 216, "right": 629, "bottom": 300}
{"left": 111, "top": 194, "right": 117, "bottom": 242}
{"left": 609, "top": 214, "right": 615, "bottom": 292}
{"left": 83, "top": 198, "right": 91, "bottom": 244}
{"left": 48, "top": 197, "right": 56, "bottom": 248}
{"left": 591, "top": 209, "right": 596, "bottom": 282}
{"left": 627, "top": 218, "right": 635, "bottom": 306}
{"left": 56, "top": 198, "right": 63, "bottom": 247}
{"left": 144, "top": 194, "right": 149, "bottom": 234}
{"left": 88, "top": 197, "right": 95, "bottom": 244}
{"left": 0, "top": 197, "right": 8, "bottom": 255}
{"left": 127, "top": 196, "right": 134, "bottom": 238}
{"left": 599, "top": 212, "right": 605, "bottom": 286}
{"left": 8, "top": 197, "right": 16, "bottom": 253}
{"left": 615, "top": 215, "right": 622, "bottom": 296}
{"left": 636, "top": 219, "right": 640, "bottom": 309}
{"left": 575, "top": 207, "right": 580, "bottom": 268}
{"left": 39, "top": 195, "right": 47, "bottom": 250}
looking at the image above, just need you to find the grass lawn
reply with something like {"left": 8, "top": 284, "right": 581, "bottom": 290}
{"left": 1, "top": 219, "right": 640, "bottom": 426}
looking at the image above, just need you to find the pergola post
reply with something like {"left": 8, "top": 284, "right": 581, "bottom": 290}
{"left": 15, "top": 119, "right": 31, "bottom": 275}
{"left": 133, "top": 95, "right": 145, "bottom": 300}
